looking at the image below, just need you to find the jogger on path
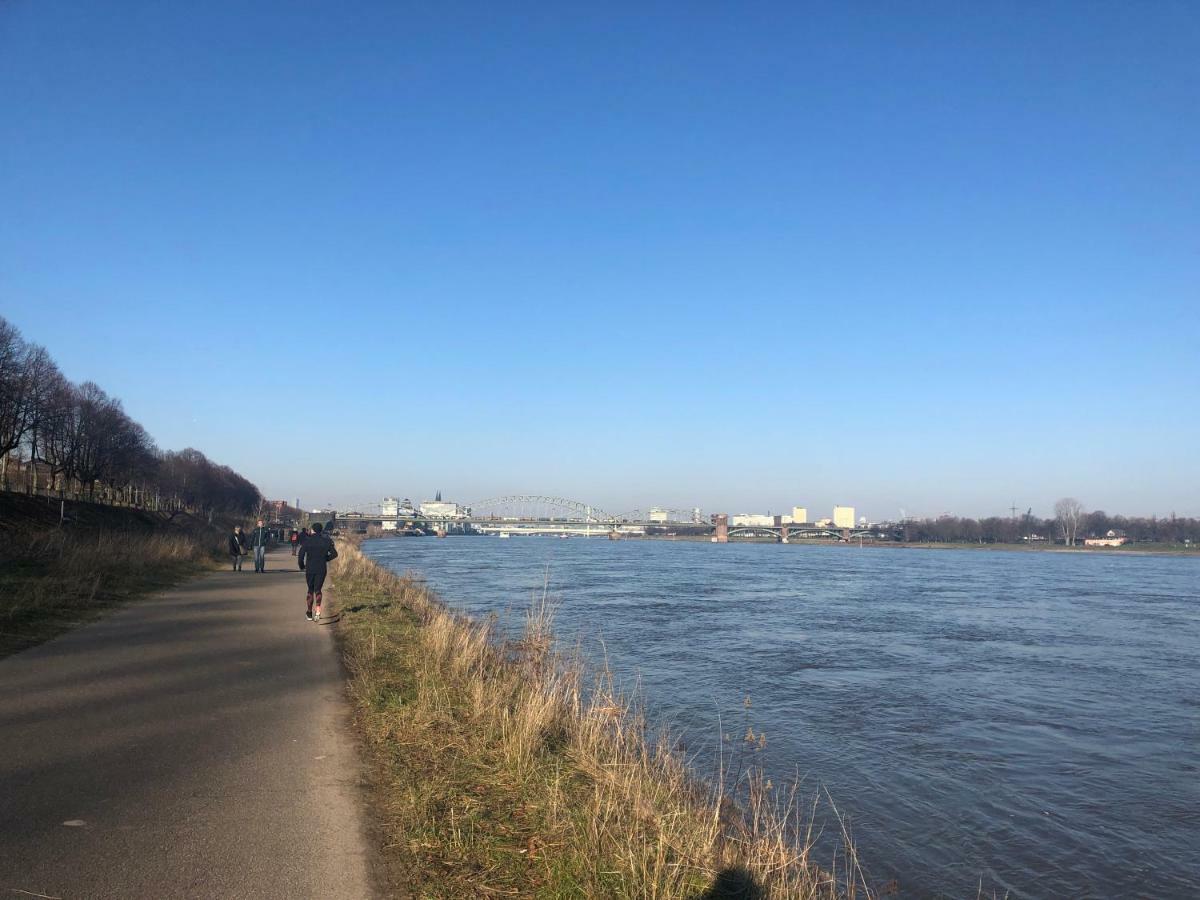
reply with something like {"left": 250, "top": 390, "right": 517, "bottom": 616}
{"left": 298, "top": 522, "right": 338, "bottom": 621}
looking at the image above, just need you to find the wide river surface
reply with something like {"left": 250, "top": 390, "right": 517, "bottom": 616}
{"left": 362, "top": 537, "right": 1198, "bottom": 898}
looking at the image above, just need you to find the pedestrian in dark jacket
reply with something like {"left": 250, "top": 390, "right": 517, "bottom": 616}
{"left": 289, "top": 529, "right": 300, "bottom": 556}
{"left": 297, "top": 522, "right": 338, "bottom": 621}
{"left": 228, "top": 526, "right": 247, "bottom": 571}
{"left": 249, "top": 519, "right": 272, "bottom": 573}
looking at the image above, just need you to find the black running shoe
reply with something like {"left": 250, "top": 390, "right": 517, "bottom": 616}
{"left": 306, "top": 610, "right": 313, "bottom": 621}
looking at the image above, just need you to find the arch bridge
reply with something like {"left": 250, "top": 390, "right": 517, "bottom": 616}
{"left": 467, "top": 495, "right": 616, "bottom": 523}
{"left": 725, "top": 526, "right": 877, "bottom": 541}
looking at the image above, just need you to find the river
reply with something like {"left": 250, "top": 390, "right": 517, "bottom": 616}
{"left": 361, "top": 537, "right": 1199, "bottom": 899}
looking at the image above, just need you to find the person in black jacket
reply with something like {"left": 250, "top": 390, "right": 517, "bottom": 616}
{"left": 248, "top": 519, "right": 271, "bottom": 573}
{"left": 227, "top": 526, "right": 247, "bottom": 571}
{"left": 297, "top": 522, "right": 338, "bottom": 621}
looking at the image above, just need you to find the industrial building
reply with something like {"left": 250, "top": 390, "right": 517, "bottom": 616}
{"left": 420, "top": 499, "right": 465, "bottom": 518}
{"left": 731, "top": 513, "right": 775, "bottom": 527}
{"left": 380, "top": 496, "right": 417, "bottom": 530}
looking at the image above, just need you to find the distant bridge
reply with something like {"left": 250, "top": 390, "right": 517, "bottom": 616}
{"left": 469, "top": 495, "right": 617, "bottom": 522}
{"left": 726, "top": 526, "right": 878, "bottom": 542}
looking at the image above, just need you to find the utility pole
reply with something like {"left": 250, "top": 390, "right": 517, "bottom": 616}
{"left": 1010, "top": 503, "right": 1018, "bottom": 520}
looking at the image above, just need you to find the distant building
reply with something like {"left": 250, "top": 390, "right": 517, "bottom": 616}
{"left": 1084, "top": 530, "right": 1129, "bottom": 547}
{"left": 815, "top": 517, "right": 833, "bottom": 528}
{"left": 692, "top": 507, "right": 703, "bottom": 524}
{"left": 381, "top": 496, "right": 400, "bottom": 531}
{"left": 420, "top": 499, "right": 464, "bottom": 518}
{"left": 792, "top": 506, "right": 808, "bottom": 524}
{"left": 731, "top": 513, "right": 774, "bottom": 527}
{"left": 309, "top": 509, "right": 337, "bottom": 527}
{"left": 833, "top": 506, "right": 856, "bottom": 529}
{"left": 648, "top": 507, "right": 670, "bottom": 523}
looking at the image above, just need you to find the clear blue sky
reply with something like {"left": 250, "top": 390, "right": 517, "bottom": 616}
{"left": 2, "top": 1, "right": 1197, "bottom": 519}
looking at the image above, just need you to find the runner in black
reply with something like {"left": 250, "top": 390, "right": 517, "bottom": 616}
{"left": 297, "top": 522, "right": 338, "bottom": 621}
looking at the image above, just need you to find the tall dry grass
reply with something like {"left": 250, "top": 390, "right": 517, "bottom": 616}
{"left": 0, "top": 526, "right": 220, "bottom": 656}
{"left": 331, "top": 539, "right": 871, "bottom": 899}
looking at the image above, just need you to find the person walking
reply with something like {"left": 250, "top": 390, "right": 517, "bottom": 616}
{"left": 249, "top": 518, "right": 271, "bottom": 573}
{"left": 289, "top": 528, "right": 300, "bottom": 556}
{"left": 228, "top": 526, "right": 247, "bottom": 571}
{"left": 297, "top": 522, "right": 338, "bottom": 621}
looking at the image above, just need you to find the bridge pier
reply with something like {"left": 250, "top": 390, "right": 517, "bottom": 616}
{"left": 712, "top": 514, "right": 728, "bottom": 543}
{"left": 780, "top": 524, "right": 789, "bottom": 544}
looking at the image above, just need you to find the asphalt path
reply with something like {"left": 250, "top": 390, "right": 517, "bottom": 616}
{"left": 0, "top": 546, "right": 378, "bottom": 899}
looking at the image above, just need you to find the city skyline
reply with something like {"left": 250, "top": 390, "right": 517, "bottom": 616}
{"left": 3, "top": 2, "right": 1196, "bottom": 518}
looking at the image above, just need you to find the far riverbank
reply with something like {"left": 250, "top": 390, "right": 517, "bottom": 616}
{"left": 621, "top": 533, "right": 1200, "bottom": 558}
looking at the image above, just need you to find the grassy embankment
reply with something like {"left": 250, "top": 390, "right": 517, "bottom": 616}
{"left": 0, "top": 492, "right": 232, "bottom": 657}
{"left": 330, "top": 539, "right": 867, "bottom": 899}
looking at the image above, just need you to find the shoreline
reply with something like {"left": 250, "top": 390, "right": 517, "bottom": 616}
{"left": 452, "top": 531, "right": 1200, "bottom": 558}
{"left": 814, "top": 540, "right": 1200, "bottom": 558}
{"left": 329, "top": 538, "right": 864, "bottom": 898}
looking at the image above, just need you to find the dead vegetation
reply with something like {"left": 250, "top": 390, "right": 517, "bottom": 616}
{"left": 330, "top": 539, "right": 870, "bottom": 899}
{"left": 0, "top": 504, "right": 226, "bottom": 657}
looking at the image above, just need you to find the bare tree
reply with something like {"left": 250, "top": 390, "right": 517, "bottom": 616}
{"left": 41, "top": 379, "right": 81, "bottom": 497}
{"left": 70, "top": 381, "right": 124, "bottom": 499}
{"left": 1054, "top": 497, "right": 1085, "bottom": 546}
{"left": 20, "top": 345, "right": 65, "bottom": 495}
{"left": 0, "top": 317, "right": 36, "bottom": 487}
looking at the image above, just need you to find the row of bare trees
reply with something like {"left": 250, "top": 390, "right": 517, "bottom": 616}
{"left": 0, "top": 316, "right": 261, "bottom": 515}
{"left": 898, "top": 499, "right": 1199, "bottom": 545}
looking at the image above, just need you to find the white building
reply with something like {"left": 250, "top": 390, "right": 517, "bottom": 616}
{"left": 420, "top": 499, "right": 464, "bottom": 518}
{"left": 792, "top": 506, "right": 808, "bottom": 524}
{"left": 648, "top": 507, "right": 670, "bottom": 523}
{"left": 731, "top": 513, "right": 775, "bottom": 527}
{"left": 381, "top": 497, "right": 418, "bottom": 529}
{"left": 833, "top": 506, "right": 856, "bottom": 529}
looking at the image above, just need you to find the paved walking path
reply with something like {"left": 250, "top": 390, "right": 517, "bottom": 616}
{"left": 0, "top": 547, "right": 377, "bottom": 899}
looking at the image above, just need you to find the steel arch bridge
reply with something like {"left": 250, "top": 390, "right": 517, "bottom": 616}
{"left": 467, "top": 495, "right": 616, "bottom": 523}
{"left": 725, "top": 526, "right": 877, "bottom": 541}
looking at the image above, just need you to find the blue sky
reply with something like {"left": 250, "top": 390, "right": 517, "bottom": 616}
{"left": 2, "top": 1, "right": 1197, "bottom": 518}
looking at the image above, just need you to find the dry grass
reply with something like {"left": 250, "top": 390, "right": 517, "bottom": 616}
{"left": 330, "top": 539, "right": 871, "bottom": 899}
{"left": 0, "top": 527, "right": 220, "bottom": 657}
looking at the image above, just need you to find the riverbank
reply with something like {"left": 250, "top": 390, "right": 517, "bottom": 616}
{"left": 328, "top": 539, "right": 866, "bottom": 899}
{"left": 629, "top": 533, "right": 1200, "bottom": 557}
{"left": 863, "top": 540, "right": 1200, "bottom": 557}
{"left": 0, "top": 492, "right": 233, "bottom": 657}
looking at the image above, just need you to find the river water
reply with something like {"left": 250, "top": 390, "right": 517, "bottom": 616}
{"left": 361, "top": 537, "right": 1199, "bottom": 899}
